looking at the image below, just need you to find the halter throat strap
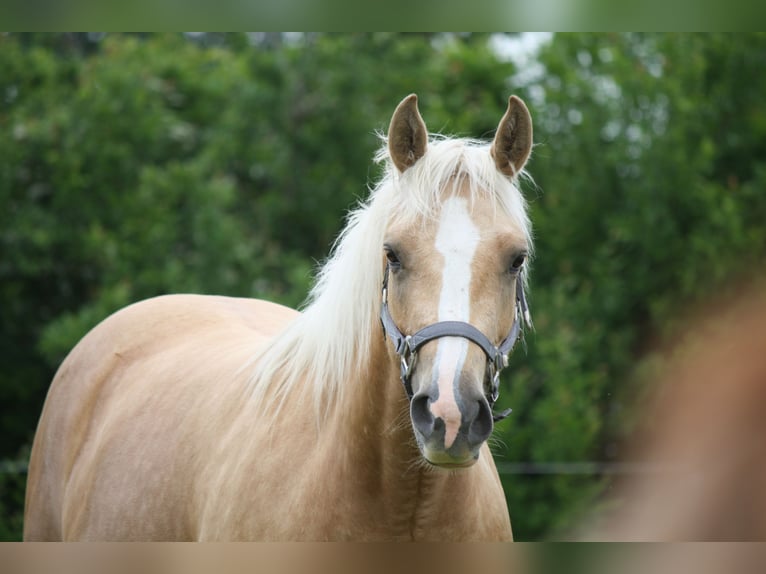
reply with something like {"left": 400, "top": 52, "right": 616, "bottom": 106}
{"left": 379, "top": 264, "right": 530, "bottom": 422}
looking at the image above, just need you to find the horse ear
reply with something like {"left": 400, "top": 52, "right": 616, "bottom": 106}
{"left": 388, "top": 94, "right": 428, "bottom": 173}
{"left": 491, "top": 95, "right": 533, "bottom": 177}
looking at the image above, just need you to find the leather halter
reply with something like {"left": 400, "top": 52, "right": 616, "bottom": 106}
{"left": 379, "top": 263, "right": 531, "bottom": 422}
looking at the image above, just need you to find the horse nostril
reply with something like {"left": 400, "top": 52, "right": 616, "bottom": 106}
{"left": 467, "top": 398, "right": 493, "bottom": 446}
{"left": 410, "top": 394, "right": 434, "bottom": 435}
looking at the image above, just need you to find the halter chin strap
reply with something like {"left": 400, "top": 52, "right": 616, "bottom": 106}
{"left": 379, "top": 264, "right": 531, "bottom": 422}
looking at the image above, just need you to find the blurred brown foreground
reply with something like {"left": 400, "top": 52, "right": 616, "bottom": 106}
{"left": 582, "top": 280, "right": 766, "bottom": 542}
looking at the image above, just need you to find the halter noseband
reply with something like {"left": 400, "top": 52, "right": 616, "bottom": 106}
{"left": 379, "top": 264, "right": 531, "bottom": 422}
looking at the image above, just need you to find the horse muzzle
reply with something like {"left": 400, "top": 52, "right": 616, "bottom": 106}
{"left": 409, "top": 380, "right": 494, "bottom": 468}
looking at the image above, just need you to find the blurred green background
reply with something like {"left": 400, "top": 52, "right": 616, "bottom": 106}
{"left": 2, "top": 33, "right": 765, "bottom": 540}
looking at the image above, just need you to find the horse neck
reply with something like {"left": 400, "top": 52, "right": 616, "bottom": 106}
{"left": 327, "top": 328, "right": 417, "bottom": 471}
{"left": 308, "top": 321, "right": 426, "bottom": 499}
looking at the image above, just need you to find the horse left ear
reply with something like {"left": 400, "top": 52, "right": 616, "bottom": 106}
{"left": 491, "top": 95, "right": 533, "bottom": 177}
{"left": 388, "top": 94, "right": 428, "bottom": 173}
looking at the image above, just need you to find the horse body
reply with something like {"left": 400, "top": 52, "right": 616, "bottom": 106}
{"left": 25, "top": 294, "right": 509, "bottom": 540}
{"left": 25, "top": 94, "right": 533, "bottom": 541}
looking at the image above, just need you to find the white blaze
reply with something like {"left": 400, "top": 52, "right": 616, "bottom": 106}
{"left": 430, "top": 197, "right": 480, "bottom": 448}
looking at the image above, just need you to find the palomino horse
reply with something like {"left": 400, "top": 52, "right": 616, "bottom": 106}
{"left": 24, "top": 94, "right": 534, "bottom": 541}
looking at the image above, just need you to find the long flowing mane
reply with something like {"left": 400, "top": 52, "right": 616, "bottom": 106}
{"left": 247, "top": 135, "right": 534, "bottom": 420}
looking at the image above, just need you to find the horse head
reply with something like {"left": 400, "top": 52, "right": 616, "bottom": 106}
{"left": 381, "top": 94, "right": 533, "bottom": 468}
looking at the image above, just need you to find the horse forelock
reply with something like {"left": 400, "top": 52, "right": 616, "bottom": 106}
{"left": 247, "top": 135, "right": 533, "bottom": 423}
{"left": 379, "top": 135, "right": 533, "bottom": 229}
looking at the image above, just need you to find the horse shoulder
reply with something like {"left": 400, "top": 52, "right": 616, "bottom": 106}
{"left": 25, "top": 294, "right": 297, "bottom": 540}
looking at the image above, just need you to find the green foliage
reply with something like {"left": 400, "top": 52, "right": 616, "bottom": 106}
{"left": 0, "top": 470, "right": 26, "bottom": 541}
{"left": 2, "top": 33, "right": 765, "bottom": 541}
{"left": 0, "top": 447, "right": 28, "bottom": 541}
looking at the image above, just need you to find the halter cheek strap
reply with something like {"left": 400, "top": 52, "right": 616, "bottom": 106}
{"left": 379, "top": 264, "right": 531, "bottom": 422}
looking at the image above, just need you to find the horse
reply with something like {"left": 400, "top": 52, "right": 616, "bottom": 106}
{"left": 24, "top": 94, "right": 535, "bottom": 541}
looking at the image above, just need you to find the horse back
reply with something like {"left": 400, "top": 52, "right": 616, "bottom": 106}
{"left": 24, "top": 294, "right": 296, "bottom": 540}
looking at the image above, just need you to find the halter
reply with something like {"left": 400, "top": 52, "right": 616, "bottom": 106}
{"left": 379, "top": 263, "right": 531, "bottom": 422}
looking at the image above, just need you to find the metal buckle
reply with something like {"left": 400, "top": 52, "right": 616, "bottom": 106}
{"left": 485, "top": 359, "right": 501, "bottom": 405}
{"left": 400, "top": 336, "right": 416, "bottom": 378}
{"left": 491, "top": 370, "right": 500, "bottom": 404}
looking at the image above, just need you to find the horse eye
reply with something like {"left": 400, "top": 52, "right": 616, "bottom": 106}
{"left": 509, "top": 253, "right": 526, "bottom": 273}
{"left": 384, "top": 247, "right": 402, "bottom": 269}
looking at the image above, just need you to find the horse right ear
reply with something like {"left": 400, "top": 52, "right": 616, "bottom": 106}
{"left": 388, "top": 94, "right": 428, "bottom": 173}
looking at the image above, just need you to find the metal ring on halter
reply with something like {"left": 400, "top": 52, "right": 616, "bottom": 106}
{"left": 400, "top": 336, "right": 415, "bottom": 376}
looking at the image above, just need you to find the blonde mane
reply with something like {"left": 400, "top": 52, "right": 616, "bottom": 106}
{"left": 247, "top": 135, "right": 534, "bottom": 420}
